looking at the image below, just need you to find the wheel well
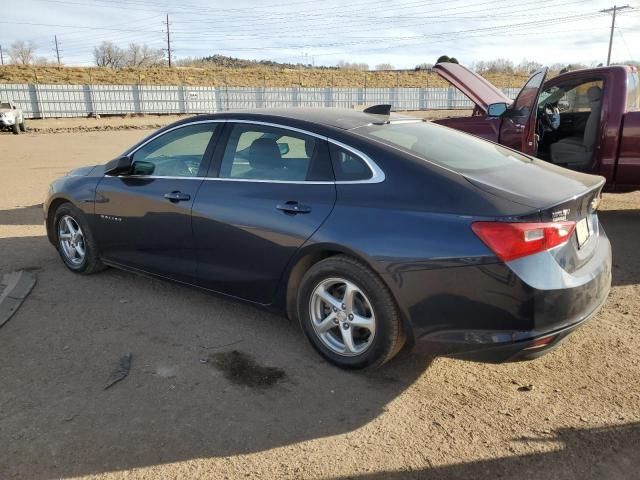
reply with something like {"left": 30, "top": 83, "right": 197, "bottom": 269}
{"left": 285, "top": 250, "right": 340, "bottom": 324}
{"left": 46, "top": 198, "right": 70, "bottom": 244}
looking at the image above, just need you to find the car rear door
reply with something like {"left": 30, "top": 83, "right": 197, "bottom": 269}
{"left": 191, "top": 121, "right": 336, "bottom": 304}
{"left": 499, "top": 68, "right": 548, "bottom": 154}
{"left": 94, "top": 121, "right": 221, "bottom": 282}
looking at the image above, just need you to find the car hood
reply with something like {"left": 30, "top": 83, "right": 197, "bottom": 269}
{"left": 433, "top": 63, "right": 512, "bottom": 112}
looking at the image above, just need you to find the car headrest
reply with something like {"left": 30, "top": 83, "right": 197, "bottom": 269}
{"left": 587, "top": 86, "right": 602, "bottom": 102}
{"left": 248, "top": 138, "right": 283, "bottom": 170}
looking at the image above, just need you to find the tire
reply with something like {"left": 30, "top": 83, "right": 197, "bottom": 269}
{"left": 19, "top": 120, "right": 26, "bottom": 132}
{"left": 297, "top": 255, "right": 405, "bottom": 370}
{"left": 12, "top": 122, "right": 19, "bottom": 135}
{"left": 53, "top": 203, "right": 105, "bottom": 274}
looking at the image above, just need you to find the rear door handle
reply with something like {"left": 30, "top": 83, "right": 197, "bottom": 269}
{"left": 164, "top": 191, "right": 191, "bottom": 202}
{"left": 276, "top": 201, "right": 312, "bottom": 214}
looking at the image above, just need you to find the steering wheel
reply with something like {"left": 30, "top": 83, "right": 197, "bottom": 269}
{"left": 539, "top": 104, "right": 560, "bottom": 132}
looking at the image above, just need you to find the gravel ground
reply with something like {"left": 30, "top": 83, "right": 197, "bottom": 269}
{"left": 0, "top": 130, "right": 638, "bottom": 480}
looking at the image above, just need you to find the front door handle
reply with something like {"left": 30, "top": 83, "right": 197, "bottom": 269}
{"left": 164, "top": 191, "right": 191, "bottom": 202}
{"left": 276, "top": 201, "right": 312, "bottom": 214}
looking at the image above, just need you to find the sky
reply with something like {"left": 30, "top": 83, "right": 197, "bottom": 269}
{"left": 0, "top": 0, "right": 639, "bottom": 68}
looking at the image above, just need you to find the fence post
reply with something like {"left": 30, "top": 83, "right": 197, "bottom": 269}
{"left": 179, "top": 85, "right": 188, "bottom": 114}
{"left": 447, "top": 86, "right": 454, "bottom": 109}
{"left": 324, "top": 87, "right": 332, "bottom": 107}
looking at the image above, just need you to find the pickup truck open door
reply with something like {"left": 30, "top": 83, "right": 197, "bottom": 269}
{"left": 499, "top": 68, "right": 548, "bottom": 154}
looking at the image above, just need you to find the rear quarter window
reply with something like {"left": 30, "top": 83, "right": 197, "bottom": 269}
{"left": 329, "top": 144, "right": 372, "bottom": 181}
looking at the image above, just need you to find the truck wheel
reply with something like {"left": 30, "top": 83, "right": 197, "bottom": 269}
{"left": 12, "top": 123, "right": 20, "bottom": 135}
{"left": 19, "top": 120, "right": 26, "bottom": 132}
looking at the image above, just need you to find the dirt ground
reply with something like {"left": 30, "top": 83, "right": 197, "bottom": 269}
{"left": 0, "top": 128, "right": 639, "bottom": 480}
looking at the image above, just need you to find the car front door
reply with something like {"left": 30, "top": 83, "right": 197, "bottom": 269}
{"left": 499, "top": 68, "right": 548, "bottom": 154}
{"left": 191, "top": 121, "right": 336, "bottom": 304}
{"left": 94, "top": 121, "right": 221, "bottom": 282}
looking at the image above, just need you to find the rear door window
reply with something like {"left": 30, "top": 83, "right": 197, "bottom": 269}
{"left": 218, "top": 123, "right": 333, "bottom": 182}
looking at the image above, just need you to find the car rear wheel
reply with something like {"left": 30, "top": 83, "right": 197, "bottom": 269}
{"left": 12, "top": 123, "right": 19, "bottom": 135}
{"left": 54, "top": 203, "right": 105, "bottom": 274}
{"left": 297, "top": 255, "right": 405, "bottom": 369}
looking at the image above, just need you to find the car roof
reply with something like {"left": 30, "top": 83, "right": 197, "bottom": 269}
{"left": 206, "top": 108, "right": 419, "bottom": 130}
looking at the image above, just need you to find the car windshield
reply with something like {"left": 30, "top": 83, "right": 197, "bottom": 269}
{"left": 353, "top": 121, "right": 533, "bottom": 173}
{"left": 0, "top": 102, "right": 11, "bottom": 109}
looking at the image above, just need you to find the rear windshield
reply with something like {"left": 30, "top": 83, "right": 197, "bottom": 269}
{"left": 353, "top": 121, "right": 532, "bottom": 173}
{"left": 627, "top": 71, "right": 640, "bottom": 111}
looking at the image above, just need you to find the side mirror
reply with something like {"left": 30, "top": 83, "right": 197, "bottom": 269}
{"left": 131, "top": 160, "right": 155, "bottom": 176}
{"left": 104, "top": 155, "right": 132, "bottom": 175}
{"left": 278, "top": 143, "right": 290, "bottom": 156}
{"left": 487, "top": 102, "right": 508, "bottom": 117}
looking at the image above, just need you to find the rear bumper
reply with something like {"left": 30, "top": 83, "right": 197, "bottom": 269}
{"left": 406, "top": 227, "right": 612, "bottom": 363}
{"left": 414, "top": 282, "right": 609, "bottom": 362}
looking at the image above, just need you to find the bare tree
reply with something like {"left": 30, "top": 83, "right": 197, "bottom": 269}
{"left": 125, "top": 43, "right": 164, "bottom": 67}
{"left": 34, "top": 56, "right": 51, "bottom": 66}
{"left": 336, "top": 60, "right": 369, "bottom": 71}
{"left": 93, "top": 41, "right": 125, "bottom": 68}
{"left": 414, "top": 62, "right": 433, "bottom": 71}
{"left": 8, "top": 40, "right": 37, "bottom": 65}
{"left": 375, "top": 63, "right": 395, "bottom": 71}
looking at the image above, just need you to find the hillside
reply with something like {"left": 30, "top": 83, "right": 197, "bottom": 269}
{"left": 0, "top": 65, "right": 529, "bottom": 88}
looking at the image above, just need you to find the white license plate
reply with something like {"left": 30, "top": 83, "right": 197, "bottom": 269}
{"left": 575, "top": 217, "right": 591, "bottom": 248}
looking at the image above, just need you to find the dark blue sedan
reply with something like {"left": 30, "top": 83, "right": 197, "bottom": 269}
{"left": 44, "top": 107, "right": 612, "bottom": 369}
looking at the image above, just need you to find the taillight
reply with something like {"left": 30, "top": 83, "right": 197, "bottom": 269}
{"left": 471, "top": 221, "right": 576, "bottom": 262}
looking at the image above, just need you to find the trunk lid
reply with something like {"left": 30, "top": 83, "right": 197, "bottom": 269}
{"left": 433, "top": 62, "right": 512, "bottom": 113}
{"left": 465, "top": 159, "right": 605, "bottom": 272}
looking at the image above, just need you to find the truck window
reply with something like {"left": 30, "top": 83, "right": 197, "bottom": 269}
{"left": 556, "top": 80, "right": 604, "bottom": 113}
{"left": 627, "top": 72, "right": 640, "bottom": 112}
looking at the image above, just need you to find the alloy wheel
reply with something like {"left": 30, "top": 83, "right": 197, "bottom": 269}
{"left": 58, "top": 215, "right": 86, "bottom": 266}
{"left": 309, "top": 277, "right": 376, "bottom": 356}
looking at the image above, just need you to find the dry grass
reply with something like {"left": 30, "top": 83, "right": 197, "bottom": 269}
{"left": 0, "top": 65, "right": 529, "bottom": 88}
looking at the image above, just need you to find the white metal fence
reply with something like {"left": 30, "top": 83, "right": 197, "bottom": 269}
{"left": 0, "top": 84, "right": 520, "bottom": 119}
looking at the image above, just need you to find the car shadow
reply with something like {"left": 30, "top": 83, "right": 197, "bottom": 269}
{"left": 0, "top": 234, "right": 436, "bottom": 479}
{"left": 598, "top": 209, "right": 640, "bottom": 286}
{"left": 0, "top": 204, "right": 44, "bottom": 226}
{"left": 326, "top": 422, "right": 640, "bottom": 480}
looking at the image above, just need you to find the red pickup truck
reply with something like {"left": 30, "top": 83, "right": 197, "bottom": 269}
{"left": 433, "top": 63, "right": 640, "bottom": 189}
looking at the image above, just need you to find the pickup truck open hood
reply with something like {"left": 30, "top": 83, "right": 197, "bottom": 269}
{"left": 433, "top": 63, "right": 513, "bottom": 113}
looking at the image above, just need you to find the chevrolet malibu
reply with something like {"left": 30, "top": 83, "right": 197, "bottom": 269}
{"left": 44, "top": 107, "right": 612, "bottom": 369}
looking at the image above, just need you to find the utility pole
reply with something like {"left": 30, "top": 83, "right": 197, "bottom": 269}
{"left": 0, "top": 44, "right": 4, "bottom": 65}
{"left": 601, "top": 5, "right": 631, "bottom": 66}
{"left": 54, "top": 35, "right": 61, "bottom": 65}
{"left": 165, "top": 14, "right": 172, "bottom": 68}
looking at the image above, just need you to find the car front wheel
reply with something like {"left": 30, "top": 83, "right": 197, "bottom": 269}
{"left": 53, "top": 203, "right": 105, "bottom": 274}
{"left": 19, "top": 120, "right": 26, "bottom": 132}
{"left": 12, "top": 123, "right": 19, "bottom": 135}
{"left": 297, "top": 255, "right": 405, "bottom": 370}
